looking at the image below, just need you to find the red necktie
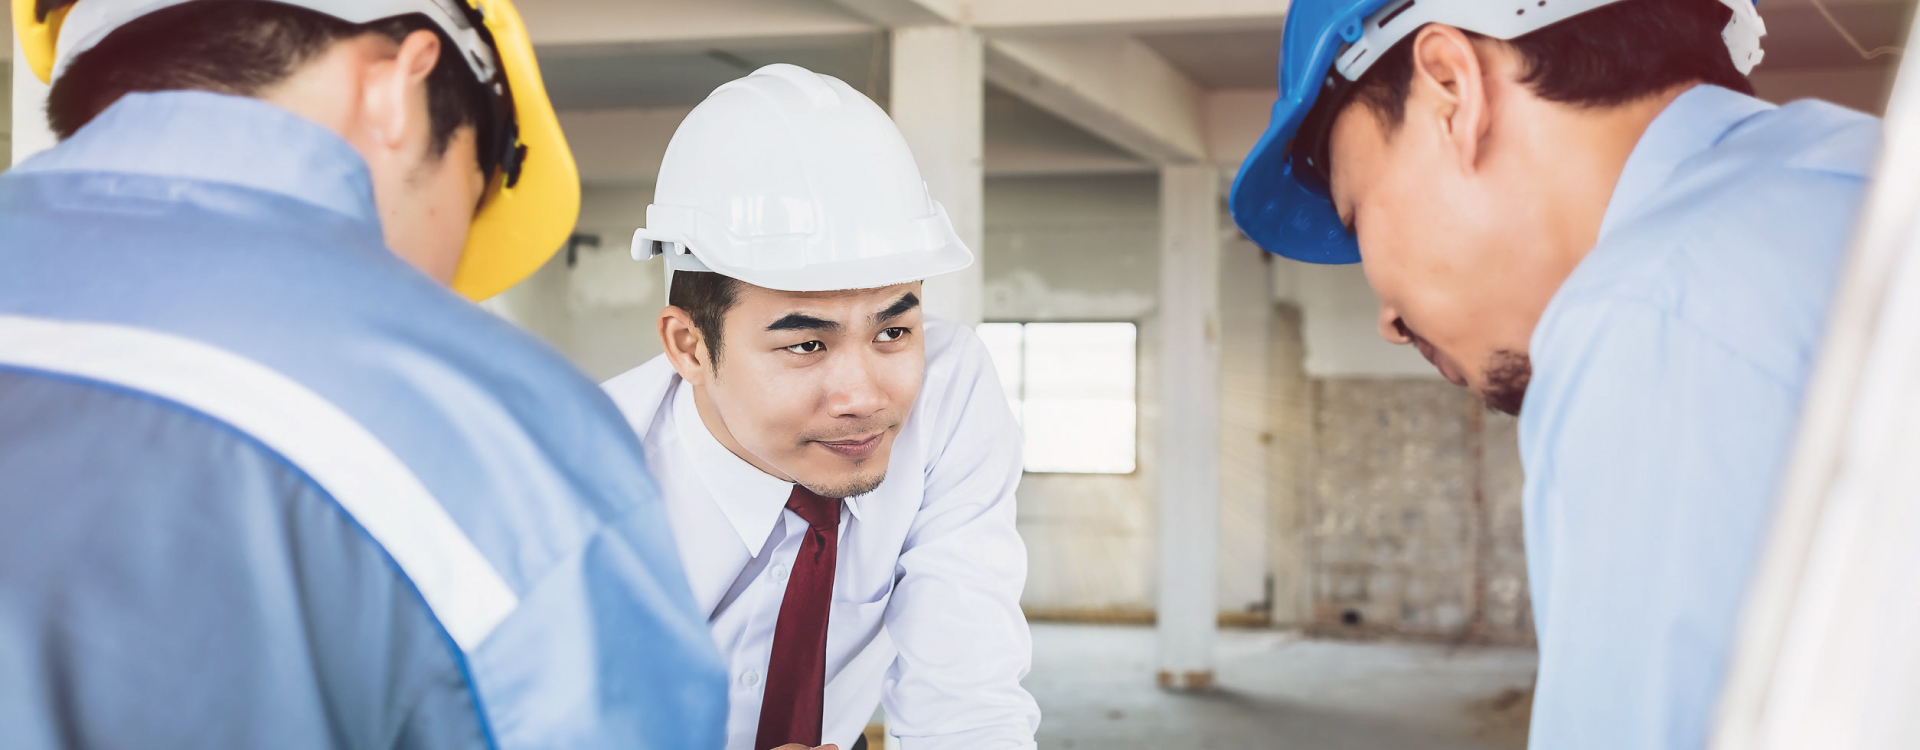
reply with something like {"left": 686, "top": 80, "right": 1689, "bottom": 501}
{"left": 755, "top": 485, "right": 841, "bottom": 750}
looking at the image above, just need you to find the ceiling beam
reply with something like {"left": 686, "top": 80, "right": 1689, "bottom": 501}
{"left": 515, "top": 0, "right": 1291, "bottom": 52}
{"left": 972, "top": 0, "right": 1290, "bottom": 34}
{"left": 985, "top": 35, "right": 1207, "bottom": 165}
{"left": 1204, "top": 88, "right": 1276, "bottom": 167}
{"left": 826, "top": 0, "right": 962, "bottom": 27}
{"left": 562, "top": 104, "right": 1150, "bottom": 183}
{"left": 521, "top": 0, "right": 876, "bottom": 53}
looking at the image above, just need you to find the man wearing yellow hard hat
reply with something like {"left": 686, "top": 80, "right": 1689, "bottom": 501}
{"left": 0, "top": 0, "right": 726, "bottom": 746}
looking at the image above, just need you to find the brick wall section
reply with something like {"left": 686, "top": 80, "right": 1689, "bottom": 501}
{"left": 1278, "top": 345, "right": 1534, "bottom": 645}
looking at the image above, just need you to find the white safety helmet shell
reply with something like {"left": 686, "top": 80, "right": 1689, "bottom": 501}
{"left": 631, "top": 63, "right": 973, "bottom": 294}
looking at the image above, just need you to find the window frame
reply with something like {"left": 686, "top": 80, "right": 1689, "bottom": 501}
{"left": 978, "top": 319, "right": 1142, "bottom": 477}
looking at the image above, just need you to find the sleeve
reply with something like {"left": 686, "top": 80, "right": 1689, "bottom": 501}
{"left": 1519, "top": 299, "right": 1803, "bottom": 747}
{"left": 879, "top": 330, "right": 1042, "bottom": 750}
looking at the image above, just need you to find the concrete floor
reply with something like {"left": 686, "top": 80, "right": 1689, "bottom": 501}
{"left": 1024, "top": 624, "right": 1539, "bottom": 750}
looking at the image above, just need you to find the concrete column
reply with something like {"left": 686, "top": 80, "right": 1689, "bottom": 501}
{"left": 1155, "top": 164, "right": 1221, "bottom": 690}
{"left": 12, "top": 37, "right": 56, "bottom": 166}
{"left": 889, "top": 25, "right": 983, "bottom": 326}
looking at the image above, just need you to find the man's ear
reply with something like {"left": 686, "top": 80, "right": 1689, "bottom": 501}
{"left": 1408, "top": 24, "right": 1492, "bottom": 175}
{"left": 361, "top": 29, "right": 441, "bottom": 154}
{"left": 659, "top": 306, "right": 715, "bottom": 385}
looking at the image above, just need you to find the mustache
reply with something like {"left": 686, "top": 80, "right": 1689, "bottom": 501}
{"left": 797, "top": 418, "right": 898, "bottom": 444}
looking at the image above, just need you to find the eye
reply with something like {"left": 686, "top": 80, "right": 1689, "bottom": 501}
{"left": 876, "top": 327, "right": 910, "bottom": 343}
{"left": 784, "top": 340, "right": 826, "bottom": 355}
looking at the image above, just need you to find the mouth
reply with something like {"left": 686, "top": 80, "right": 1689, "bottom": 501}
{"left": 1411, "top": 336, "right": 1466, "bottom": 387}
{"left": 816, "top": 432, "right": 885, "bottom": 460}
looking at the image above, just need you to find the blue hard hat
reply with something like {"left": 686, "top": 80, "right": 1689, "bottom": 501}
{"left": 1229, "top": 0, "right": 1766, "bottom": 265}
{"left": 1228, "top": 0, "right": 1395, "bottom": 266}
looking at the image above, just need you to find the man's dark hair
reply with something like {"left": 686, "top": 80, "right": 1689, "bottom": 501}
{"left": 42, "top": 0, "right": 500, "bottom": 176}
{"left": 669, "top": 271, "right": 741, "bottom": 368}
{"left": 1351, "top": 0, "right": 1756, "bottom": 131}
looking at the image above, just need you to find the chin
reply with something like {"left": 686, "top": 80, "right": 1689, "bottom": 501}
{"left": 802, "top": 469, "right": 888, "bottom": 500}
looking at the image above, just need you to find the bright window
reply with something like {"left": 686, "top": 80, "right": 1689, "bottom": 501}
{"left": 976, "top": 322, "right": 1138, "bottom": 474}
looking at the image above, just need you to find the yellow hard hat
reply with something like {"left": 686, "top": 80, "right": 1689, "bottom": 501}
{"left": 11, "top": 0, "right": 579, "bottom": 301}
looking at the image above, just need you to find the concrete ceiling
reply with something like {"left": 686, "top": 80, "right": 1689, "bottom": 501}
{"left": 539, "top": 36, "right": 890, "bottom": 111}
{"left": 536, "top": 38, "right": 1147, "bottom": 178}
{"left": 529, "top": 0, "right": 1918, "bottom": 179}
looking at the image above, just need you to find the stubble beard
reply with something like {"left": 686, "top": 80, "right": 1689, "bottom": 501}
{"left": 1481, "top": 350, "right": 1532, "bottom": 417}
{"left": 805, "top": 470, "right": 888, "bottom": 500}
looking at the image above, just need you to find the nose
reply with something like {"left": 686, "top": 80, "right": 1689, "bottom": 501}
{"left": 1379, "top": 305, "right": 1413, "bottom": 345}
{"left": 824, "top": 350, "right": 888, "bottom": 420}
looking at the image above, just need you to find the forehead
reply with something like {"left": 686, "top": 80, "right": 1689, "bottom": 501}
{"left": 727, "top": 282, "right": 921, "bottom": 321}
{"left": 1326, "top": 103, "right": 1397, "bottom": 203}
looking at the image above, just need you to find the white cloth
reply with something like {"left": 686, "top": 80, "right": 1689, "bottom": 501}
{"left": 603, "top": 317, "right": 1040, "bottom": 750}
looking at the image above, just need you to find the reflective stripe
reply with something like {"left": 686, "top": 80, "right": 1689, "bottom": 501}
{"left": 0, "top": 314, "right": 517, "bottom": 651}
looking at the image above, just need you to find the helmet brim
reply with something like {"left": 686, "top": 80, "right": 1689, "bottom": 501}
{"left": 1229, "top": 98, "right": 1361, "bottom": 265}
{"left": 451, "top": 0, "right": 580, "bottom": 301}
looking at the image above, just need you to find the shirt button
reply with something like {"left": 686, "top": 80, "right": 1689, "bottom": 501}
{"left": 740, "top": 670, "right": 761, "bottom": 688}
{"left": 770, "top": 563, "right": 789, "bottom": 581}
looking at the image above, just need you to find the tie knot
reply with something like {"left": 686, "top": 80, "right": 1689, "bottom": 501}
{"left": 786, "top": 485, "right": 841, "bottom": 531}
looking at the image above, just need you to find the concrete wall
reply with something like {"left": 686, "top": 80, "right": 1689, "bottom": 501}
{"left": 1299, "top": 381, "right": 1531, "bottom": 644}
{"left": 986, "top": 174, "right": 1273, "bottom": 621}
{"left": 488, "top": 185, "right": 665, "bottom": 382}
{"left": 986, "top": 175, "right": 1531, "bottom": 643}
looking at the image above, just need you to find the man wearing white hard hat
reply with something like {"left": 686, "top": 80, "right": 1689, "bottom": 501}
{"left": 603, "top": 64, "right": 1041, "bottom": 750}
{"left": 0, "top": 0, "right": 724, "bottom": 746}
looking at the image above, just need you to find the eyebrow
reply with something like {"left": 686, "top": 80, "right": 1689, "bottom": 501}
{"left": 873, "top": 293, "right": 921, "bottom": 325}
{"left": 766, "top": 313, "right": 841, "bottom": 333}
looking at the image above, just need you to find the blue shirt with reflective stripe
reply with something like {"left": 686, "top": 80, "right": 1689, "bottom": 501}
{"left": 1520, "top": 85, "right": 1878, "bottom": 748}
{"left": 0, "top": 91, "right": 727, "bottom": 749}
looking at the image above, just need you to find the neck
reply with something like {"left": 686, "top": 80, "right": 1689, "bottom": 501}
{"left": 690, "top": 382, "right": 796, "bottom": 483}
{"left": 1530, "top": 83, "right": 1695, "bottom": 273}
{"left": 1486, "top": 82, "right": 1695, "bottom": 355}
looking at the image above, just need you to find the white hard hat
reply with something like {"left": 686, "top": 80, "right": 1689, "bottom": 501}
{"left": 630, "top": 63, "right": 973, "bottom": 294}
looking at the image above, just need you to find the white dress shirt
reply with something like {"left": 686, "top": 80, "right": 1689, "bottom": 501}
{"left": 603, "top": 317, "right": 1040, "bottom": 750}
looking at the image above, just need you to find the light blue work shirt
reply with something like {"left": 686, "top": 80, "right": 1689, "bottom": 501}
{"left": 1521, "top": 85, "right": 1878, "bottom": 748}
{"left": 0, "top": 91, "right": 727, "bottom": 749}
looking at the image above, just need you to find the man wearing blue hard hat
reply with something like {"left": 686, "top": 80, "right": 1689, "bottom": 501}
{"left": 1232, "top": 0, "right": 1875, "bottom": 747}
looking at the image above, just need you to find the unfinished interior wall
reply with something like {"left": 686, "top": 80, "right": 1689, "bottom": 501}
{"left": 1301, "top": 380, "right": 1531, "bottom": 644}
{"left": 488, "top": 185, "right": 665, "bottom": 382}
{"left": 984, "top": 174, "right": 1159, "bottom": 617}
{"left": 981, "top": 173, "right": 1273, "bottom": 620}
{"left": 1258, "top": 265, "right": 1531, "bottom": 643}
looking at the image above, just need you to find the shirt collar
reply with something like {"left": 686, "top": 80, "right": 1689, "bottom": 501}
{"left": 671, "top": 379, "right": 863, "bottom": 551}
{"left": 1598, "top": 84, "right": 1774, "bottom": 241}
{"left": 15, "top": 90, "right": 379, "bottom": 226}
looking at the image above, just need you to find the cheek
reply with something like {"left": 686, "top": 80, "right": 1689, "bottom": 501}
{"left": 877, "top": 345, "right": 927, "bottom": 412}
{"left": 721, "top": 358, "right": 821, "bottom": 439}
